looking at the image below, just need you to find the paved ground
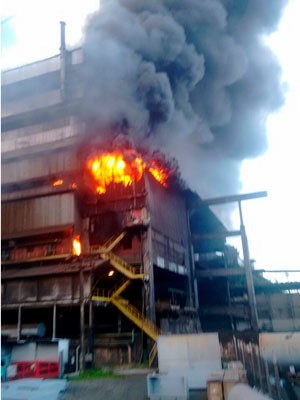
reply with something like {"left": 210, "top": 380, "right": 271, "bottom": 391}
{"left": 2, "top": 378, "right": 67, "bottom": 400}
{"left": 59, "top": 375, "right": 148, "bottom": 400}
{"left": 59, "top": 373, "right": 207, "bottom": 400}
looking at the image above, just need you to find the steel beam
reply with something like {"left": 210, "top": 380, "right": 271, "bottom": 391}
{"left": 200, "top": 305, "right": 250, "bottom": 319}
{"left": 196, "top": 268, "right": 245, "bottom": 278}
{"left": 201, "top": 191, "right": 267, "bottom": 206}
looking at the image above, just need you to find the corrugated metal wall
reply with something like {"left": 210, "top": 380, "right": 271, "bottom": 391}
{"left": 2, "top": 148, "right": 78, "bottom": 185}
{"left": 146, "top": 175, "right": 189, "bottom": 244}
{"left": 2, "top": 193, "right": 77, "bottom": 238}
{"left": 2, "top": 272, "right": 91, "bottom": 305}
{"left": 145, "top": 174, "right": 190, "bottom": 272}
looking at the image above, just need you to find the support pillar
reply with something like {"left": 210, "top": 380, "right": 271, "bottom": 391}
{"left": 238, "top": 201, "right": 259, "bottom": 331}
{"left": 52, "top": 303, "right": 57, "bottom": 340}
{"left": 17, "top": 305, "right": 22, "bottom": 341}
{"left": 79, "top": 267, "right": 85, "bottom": 372}
{"left": 88, "top": 300, "right": 94, "bottom": 366}
{"left": 142, "top": 226, "right": 156, "bottom": 324}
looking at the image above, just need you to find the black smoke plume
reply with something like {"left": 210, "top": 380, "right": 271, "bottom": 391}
{"left": 82, "top": 0, "right": 287, "bottom": 197}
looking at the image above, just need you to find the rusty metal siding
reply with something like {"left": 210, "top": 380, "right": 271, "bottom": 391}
{"left": 2, "top": 148, "right": 78, "bottom": 186}
{"left": 146, "top": 174, "right": 189, "bottom": 244}
{"left": 39, "top": 276, "right": 73, "bottom": 301}
{"left": 2, "top": 193, "right": 77, "bottom": 238}
{"left": 2, "top": 273, "right": 92, "bottom": 305}
{"left": 1, "top": 117, "right": 83, "bottom": 157}
{"left": 145, "top": 174, "right": 190, "bottom": 270}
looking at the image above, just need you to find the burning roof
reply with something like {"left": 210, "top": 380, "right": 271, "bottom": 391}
{"left": 86, "top": 146, "right": 177, "bottom": 194}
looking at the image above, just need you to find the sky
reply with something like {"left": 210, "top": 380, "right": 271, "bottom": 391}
{"left": 225, "top": 0, "right": 300, "bottom": 282}
{"left": 1, "top": 0, "right": 300, "bottom": 281}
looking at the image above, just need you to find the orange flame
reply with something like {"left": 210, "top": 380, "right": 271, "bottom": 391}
{"left": 149, "top": 161, "right": 170, "bottom": 188}
{"left": 87, "top": 150, "right": 171, "bottom": 194}
{"left": 73, "top": 235, "right": 81, "bottom": 256}
{"left": 87, "top": 150, "right": 143, "bottom": 194}
{"left": 53, "top": 179, "right": 63, "bottom": 187}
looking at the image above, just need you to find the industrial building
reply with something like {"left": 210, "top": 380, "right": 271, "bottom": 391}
{"left": 2, "top": 26, "right": 300, "bottom": 370}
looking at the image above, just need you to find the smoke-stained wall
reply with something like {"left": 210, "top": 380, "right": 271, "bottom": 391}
{"left": 82, "top": 0, "right": 287, "bottom": 197}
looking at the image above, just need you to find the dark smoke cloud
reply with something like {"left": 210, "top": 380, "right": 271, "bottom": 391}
{"left": 82, "top": 0, "right": 287, "bottom": 198}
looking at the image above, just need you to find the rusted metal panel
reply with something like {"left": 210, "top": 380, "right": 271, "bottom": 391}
{"left": 72, "top": 273, "right": 92, "bottom": 300}
{"left": 38, "top": 276, "right": 73, "bottom": 301}
{"left": 4, "top": 279, "right": 39, "bottom": 303}
{"left": 1, "top": 262, "right": 100, "bottom": 280}
{"left": 2, "top": 147, "right": 78, "bottom": 185}
{"left": 1, "top": 122, "right": 80, "bottom": 154}
{"left": 146, "top": 174, "right": 189, "bottom": 245}
{"left": 2, "top": 193, "right": 77, "bottom": 238}
{"left": 3, "top": 281, "right": 22, "bottom": 304}
{"left": 19, "top": 280, "right": 38, "bottom": 302}
{"left": 2, "top": 272, "right": 92, "bottom": 306}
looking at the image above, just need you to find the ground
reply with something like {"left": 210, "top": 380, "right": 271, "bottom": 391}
{"left": 59, "top": 375, "right": 148, "bottom": 400}
{"left": 59, "top": 370, "right": 300, "bottom": 400}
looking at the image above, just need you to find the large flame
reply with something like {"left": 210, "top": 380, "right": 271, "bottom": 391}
{"left": 73, "top": 235, "right": 82, "bottom": 256}
{"left": 87, "top": 150, "right": 170, "bottom": 194}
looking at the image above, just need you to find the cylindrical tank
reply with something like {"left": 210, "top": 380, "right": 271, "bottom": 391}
{"left": 228, "top": 384, "right": 272, "bottom": 400}
{"left": 259, "top": 332, "right": 300, "bottom": 367}
{"left": 1, "top": 323, "right": 46, "bottom": 338}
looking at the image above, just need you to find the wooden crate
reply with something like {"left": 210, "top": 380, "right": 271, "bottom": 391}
{"left": 207, "top": 372, "right": 224, "bottom": 400}
{"left": 223, "top": 370, "right": 241, "bottom": 400}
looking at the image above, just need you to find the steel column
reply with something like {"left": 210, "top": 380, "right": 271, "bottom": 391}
{"left": 52, "top": 303, "right": 57, "bottom": 340}
{"left": 238, "top": 201, "right": 259, "bottom": 331}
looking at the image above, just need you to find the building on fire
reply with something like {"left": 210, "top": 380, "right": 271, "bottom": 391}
{"left": 2, "top": 24, "right": 300, "bottom": 369}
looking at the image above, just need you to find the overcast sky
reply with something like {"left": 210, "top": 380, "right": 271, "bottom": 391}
{"left": 227, "top": 0, "right": 300, "bottom": 281}
{"left": 2, "top": 0, "right": 300, "bottom": 281}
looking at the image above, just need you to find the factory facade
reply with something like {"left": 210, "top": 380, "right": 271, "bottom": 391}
{"left": 2, "top": 34, "right": 300, "bottom": 368}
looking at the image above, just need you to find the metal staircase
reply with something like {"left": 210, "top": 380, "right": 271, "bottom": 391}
{"left": 91, "top": 231, "right": 127, "bottom": 254}
{"left": 110, "top": 297, "right": 159, "bottom": 342}
{"left": 92, "top": 280, "right": 159, "bottom": 342}
{"left": 92, "top": 278, "right": 160, "bottom": 366}
{"left": 101, "top": 251, "right": 144, "bottom": 279}
{"left": 91, "top": 229, "right": 159, "bottom": 366}
{"left": 91, "top": 230, "right": 144, "bottom": 279}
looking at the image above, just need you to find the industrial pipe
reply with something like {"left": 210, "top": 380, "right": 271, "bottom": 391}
{"left": 2, "top": 323, "right": 46, "bottom": 338}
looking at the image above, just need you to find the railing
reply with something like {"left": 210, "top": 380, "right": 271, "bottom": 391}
{"left": 102, "top": 251, "right": 144, "bottom": 279}
{"left": 111, "top": 297, "right": 160, "bottom": 341}
{"left": 149, "top": 342, "right": 158, "bottom": 368}
{"left": 102, "top": 231, "right": 127, "bottom": 252}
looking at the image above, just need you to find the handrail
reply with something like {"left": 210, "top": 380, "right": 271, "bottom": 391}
{"left": 149, "top": 342, "right": 158, "bottom": 367}
{"left": 102, "top": 252, "right": 144, "bottom": 279}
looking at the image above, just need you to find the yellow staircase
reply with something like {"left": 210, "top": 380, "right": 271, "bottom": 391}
{"left": 100, "top": 231, "right": 127, "bottom": 252}
{"left": 92, "top": 279, "right": 160, "bottom": 366}
{"left": 90, "top": 231, "right": 127, "bottom": 254}
{"left": 101, "top": 251, "right": 144, "bottom": 279}
{"left": 91, "top": 230, "right": 159, "bottom": 366}
{"left": 92, "top": 230, "right": 144, "bottom": 279}
{"left": 92, "top": 284, "right": 159, "bottom": 342}
{"left": 110, "top": 297, "right": 159, "bottom": 342}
